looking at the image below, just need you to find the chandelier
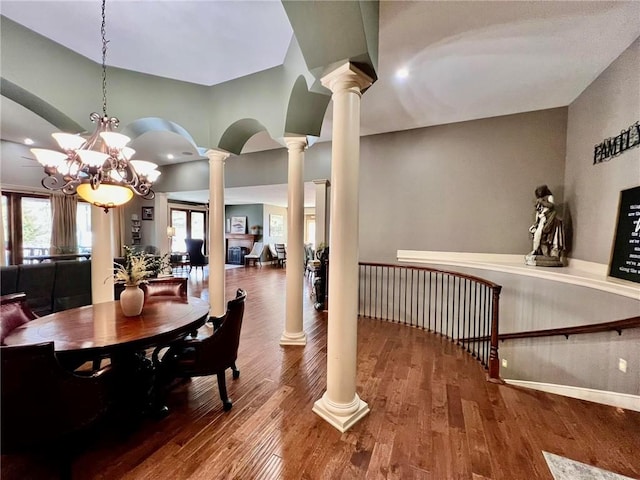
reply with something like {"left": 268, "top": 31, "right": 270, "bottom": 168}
{"left": 31, "top": 0, "right": 160, "bottom": 212}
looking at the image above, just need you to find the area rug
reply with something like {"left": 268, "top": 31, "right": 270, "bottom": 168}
{"left": 225, "top": 264, "right": 243, "bottom": 270}
{"left": 543, "top": 452, "right": 636, "bottom": 480}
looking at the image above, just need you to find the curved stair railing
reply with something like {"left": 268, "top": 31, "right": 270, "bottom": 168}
{"left": 497, "top": 316, "right": 640, "bottom": 341}
{"left": 358, "top": 262, "right": 502, "bottom": 382}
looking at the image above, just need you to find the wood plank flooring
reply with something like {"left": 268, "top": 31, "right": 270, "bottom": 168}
{"left": 2, "top": 266, "right": 639, "bottom": 479}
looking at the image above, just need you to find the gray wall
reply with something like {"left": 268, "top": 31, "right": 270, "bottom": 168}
{"left": 565, "top": 37, "right": 640, "bottom": 264}
{"left": 225, "top": 204, "right": 264, "bottom": 238}
{"left": 156, "top": 143, "right": 332, "bottom": 194}
{"left": 359, "top": 108, "right": 568, "bottom": 263}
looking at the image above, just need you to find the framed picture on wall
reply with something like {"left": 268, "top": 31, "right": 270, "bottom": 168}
{"left": 231, "top": 216, "right": 247, "bottom": 234}
{"left": 142, "top": 206, "right": 154, "bottom": 221}
{"left": 270, "top": 214, "right": 284, "bottom": 237}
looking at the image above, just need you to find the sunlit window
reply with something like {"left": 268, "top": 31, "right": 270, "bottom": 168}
{"left": 22, "top": 197, "right": 52, "bottom": 258}
{"left": 77, "top": 201, "right": 92, "bottom": 253}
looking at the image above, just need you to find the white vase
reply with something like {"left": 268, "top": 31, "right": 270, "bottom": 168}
{"left": 120, "top": 284, "right": 144, "bottom": 317}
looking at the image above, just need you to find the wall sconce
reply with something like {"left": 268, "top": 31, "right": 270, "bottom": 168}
{"left": 167, "top": 226, "right": 176, "bottom": 238}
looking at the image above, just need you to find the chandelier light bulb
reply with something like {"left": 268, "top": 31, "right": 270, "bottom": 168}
{"left": 31, "top": 148, "right": 68, "bottom": 168}
{"left": 52, "top": 133, "right": 86, "bottom": 151}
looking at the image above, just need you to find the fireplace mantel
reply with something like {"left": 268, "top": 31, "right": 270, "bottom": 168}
{"left": 225, "top": 234, "right": 258, "bottom": 264}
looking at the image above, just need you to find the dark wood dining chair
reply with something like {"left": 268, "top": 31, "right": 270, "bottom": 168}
{"left": 160, "top": 289, "right": 247, "bottom": 411}
{"left": 1, "top": 341, "right": 113, "bottom": 453}
{"left": 1, "top": 292, "right": 37, "bottom": 345}
{"left": 142, "top": 277, "right": 188, "bottom": 298}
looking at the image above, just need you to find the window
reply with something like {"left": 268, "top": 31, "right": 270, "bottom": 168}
{"left": 305, "top": 215, "right": 316, "bottom": 248}
{"left": 21, "top": 197, "right": 52, "bottom": 258}
{"left": 2, "top": 195, "right": 8, "bottom": 265}
{"left": 77, "top": 202, "right": 92, "bottom": 253}
{"left": 169, "top": 206, "right": 208, "bottom": 253}
{"left": 171, "top": 210, "right": 188, "bottom": 252}
{"left": 1, "top": 191, "right": 93, "bottom": 264}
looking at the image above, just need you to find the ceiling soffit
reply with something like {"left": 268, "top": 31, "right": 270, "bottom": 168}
{"left": 282, "top": 0, "right": 379, "bottom": 82}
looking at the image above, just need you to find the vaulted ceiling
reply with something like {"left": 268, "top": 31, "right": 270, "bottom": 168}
{"left": 2, "top": 1, "right": 639, "bottom": 206}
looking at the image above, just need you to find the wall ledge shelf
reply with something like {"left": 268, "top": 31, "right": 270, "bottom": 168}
{"left": 397, "top": 250, "right": 640, "bottom": 300}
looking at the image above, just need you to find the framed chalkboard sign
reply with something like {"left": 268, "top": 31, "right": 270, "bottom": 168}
{"left": 609, "top": 185, "right": 640, "bottom": 284}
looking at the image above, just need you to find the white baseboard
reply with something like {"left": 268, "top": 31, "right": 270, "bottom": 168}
{"left": 504, "top": 379, "right": 640, "bottom": 412}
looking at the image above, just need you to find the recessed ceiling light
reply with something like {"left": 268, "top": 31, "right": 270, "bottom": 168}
{"left": 395, "top": 68, "right": 409, "bottom": 80}
{"left": 24, "top": 138, "right": 34, "bottom": 145}
{"left": 167, "top": 154, "right": 175, "bottom": 160}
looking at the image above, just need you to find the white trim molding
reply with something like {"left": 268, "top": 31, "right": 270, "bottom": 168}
{"left": 397, "top": 250, "right": 640, "bottom": 300}
{"left": 505, "top": 379, "right": 640, "bottom": 412}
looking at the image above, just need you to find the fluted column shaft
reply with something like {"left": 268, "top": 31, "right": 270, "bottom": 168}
{"left": 206, "top": 149, "right": 230, "bottom": 319}
{"left": 281, "top": 136, "right": 307, "bottom": 346}
{"left": 312, "top": 63, "right": 373, "bottom": 432}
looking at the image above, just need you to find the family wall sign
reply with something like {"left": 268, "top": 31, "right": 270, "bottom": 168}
{"left": 593, "top": 120, "right": 640, "bottom": 165}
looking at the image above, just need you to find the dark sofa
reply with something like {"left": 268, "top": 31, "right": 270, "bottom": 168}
{"left": 0, "top": 261, "right": 92, "bottom": 316}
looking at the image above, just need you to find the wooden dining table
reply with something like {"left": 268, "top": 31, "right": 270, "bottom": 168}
{"left": 5, "top": 296, "right": 210, "bottom": 416}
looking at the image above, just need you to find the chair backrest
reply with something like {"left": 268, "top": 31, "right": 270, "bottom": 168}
{"left": 187, "top": 289, "right": 247, "bottom": 376}
{"left": 268, "top": 243, "right": 277, "bottom": 258}
{"left": 274, "top": 243, "right": 286, "bottom": 259}
{"left": 1, "top": 341, "right": 112, "bottom": 451}
{"left": 185, "top": 238, "right": 207, "bottom": 266}
{"left": 1, "top": 293, "right": 37, "bottom": 345}
{"left": 143, "top": 277, "right": 187, "bottom": 298}
{"left": 247, "top": 242, "right": 264, "bottom": 257}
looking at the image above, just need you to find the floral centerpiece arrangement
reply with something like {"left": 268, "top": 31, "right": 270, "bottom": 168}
{"left": 113, "top": 246, "right": 152, "bottom": 286}
{"left": 146, "top": 253, "right": 172, "bottom": 278}
{"left": 111, "top": 246, "right": 152, "bottom": 317}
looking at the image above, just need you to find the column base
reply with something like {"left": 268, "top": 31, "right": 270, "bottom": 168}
{"left": 312, "top": 392, "right": 370, "bottom": 433}
{"left": 279, "top": 330, "right": 307, "bottom": 346}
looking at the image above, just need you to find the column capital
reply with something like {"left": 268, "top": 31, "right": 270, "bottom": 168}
{"left": 205, "top": 148, "right": 231, "bottom": 163}
{"left": 313, "top": 179, "right": 330, "bottom": 187}
{"left": 321, "top": 62, "right": 373, "bottom": 95}
{"left": 283, "top": 136, "right": 307, "bottom": 152}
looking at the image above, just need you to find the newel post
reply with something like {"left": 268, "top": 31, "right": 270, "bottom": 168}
{"left": 488, "top": 285, "right": 503, "bottom": 383}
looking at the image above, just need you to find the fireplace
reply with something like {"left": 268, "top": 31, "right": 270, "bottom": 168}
{"left": 225, "top": 233, "right": 257, "bottom": 264}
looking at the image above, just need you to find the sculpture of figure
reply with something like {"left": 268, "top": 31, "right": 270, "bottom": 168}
{"left": 527, "top": 185, "right": 565, "bottom": 265}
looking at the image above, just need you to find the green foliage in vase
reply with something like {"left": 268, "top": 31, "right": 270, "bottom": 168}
{"left": 110, "top": 246, "right": 152, "bottom": 286}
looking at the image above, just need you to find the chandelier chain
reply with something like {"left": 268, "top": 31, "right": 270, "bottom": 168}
{"left": 34, "top": 0, "right": 159, "bottom": 211}
{"left": 101, "top": 0, "right": 108, "bottom": 117}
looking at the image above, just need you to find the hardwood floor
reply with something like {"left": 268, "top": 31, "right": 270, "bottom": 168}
{"left": 2, "top": 266, "right": 639, "bottom": 479}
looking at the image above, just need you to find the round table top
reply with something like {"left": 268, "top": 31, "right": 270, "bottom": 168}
{"left": 4, "top": 296, "right": 210, "bottom": 358}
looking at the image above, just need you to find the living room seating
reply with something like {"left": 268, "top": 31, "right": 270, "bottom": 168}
{"left": 244, "top": 242, "right": 264, "bottom": 267}
{"left": 0, "top": 341, "right": 113, "bottom": 452}
{"left": 143, "top": 277, "right": 188, "bottom": 298}
{"left": 1, "top": 293, "right": 37, "bottom": 345}
{"left": 159, "top": 289, "right": 247, "bottom": 411}
{"left": 274, "top": 243, "right": 287, "bottom": 268}
{"left": 185, "top": 238, "right": 207, "bottom": 274}
{"left": 1, "top": 260, "right": 92, "bottom": 316}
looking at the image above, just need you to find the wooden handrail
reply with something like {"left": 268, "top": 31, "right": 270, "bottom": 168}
{"left": 497, "top": 316, "right": 640, "bottom": 341}
{"left": 360, "top": 261, "right": 501, "bottom": 290}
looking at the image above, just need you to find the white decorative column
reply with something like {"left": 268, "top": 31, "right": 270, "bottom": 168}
{"left": 312, "top": 63, "right": 373, "bottom": 432}
{"left": 281, "top": 136, "right": 307, "bottom": 346}
{"left": 153, "top": 192, "right": 170, "bottom": 254}
{"left": 313, "top": 179, "right": 330, "bottom": 248}
{"left": 91, "top": 207, "right": 114, "bottom": 304}
{"left": 206, "top": 149, "right": 230, "bottom": 319}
